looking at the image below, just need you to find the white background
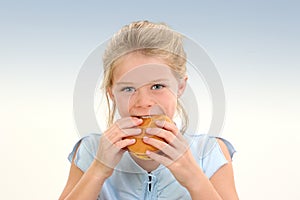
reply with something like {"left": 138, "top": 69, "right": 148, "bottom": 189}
{"left": 0, "top": 1, "right": 299, "bottom": 199}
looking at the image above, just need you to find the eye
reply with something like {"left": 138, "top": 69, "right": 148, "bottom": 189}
{"left": 121, "top": 87, "right": 136, "bottom": 93}
{"left": 151, "top": 84, "right": 165, "bottom": 90}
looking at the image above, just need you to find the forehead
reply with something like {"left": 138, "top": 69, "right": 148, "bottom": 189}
{"left": 113, "top": 53, "right": 175, "bottom": 83}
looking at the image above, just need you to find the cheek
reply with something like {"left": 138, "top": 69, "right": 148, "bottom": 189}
{"left": 114, "top": 94, "right": 131, "bottom": 116}
{"left": 158, "top": 93, "right": 177, "bottom": 116}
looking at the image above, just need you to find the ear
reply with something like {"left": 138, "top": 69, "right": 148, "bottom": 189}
{"left": 177, "top": 75, "right": 188, "bottom": 97}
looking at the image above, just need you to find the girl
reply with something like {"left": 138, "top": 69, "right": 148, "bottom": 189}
{"left": 59, "top": 20, "right": 239, "bottom": 200}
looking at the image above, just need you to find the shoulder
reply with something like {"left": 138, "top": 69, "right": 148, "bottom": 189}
{"left": 185, "top": 134, "right": 236, "bottom": 178}
{"left": 185, "top": 134, "right": 236, "bottom": 159}
{"left": 68, "top": 133, "right": 101, "bottom": 172}
{"left": 80, "top": 133, "right": 101, "bottom": 150}
{"left": 215, "top": 137, "right": 236, "bottom": 161}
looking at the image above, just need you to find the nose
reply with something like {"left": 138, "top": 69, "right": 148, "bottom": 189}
{"left": 131, "top": 86, "right": 155, "bottom": 109}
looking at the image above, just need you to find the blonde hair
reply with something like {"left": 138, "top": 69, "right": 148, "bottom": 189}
{"left": 102, "top": 20, "right": 188, "bottom": 133}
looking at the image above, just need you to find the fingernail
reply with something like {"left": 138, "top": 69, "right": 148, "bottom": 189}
{"left": 135, "top": 128, "right": 142, "bottom": 134}
{"left": 146, "top": 150, "right": 151, "bottom": 155}
{"left": 130, "top": 139, "right": 136, "bottom": 144}
{"left": 143, "top": 136, "right": 149, "bottom": 141}
{"left": 155, "top": 120, "right": 164, "bottom": 126}
{"left": 145, "top": 128, "right": 152, "bottom": 134}
{"left": 136, "top": 118, "right": 143, "bottom": 124}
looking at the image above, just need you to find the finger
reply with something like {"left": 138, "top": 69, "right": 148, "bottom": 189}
{"left": 146, "top": 150, "right": 172, "bottom": 166}
{"left": 143, "top": 136, "right": 175, "bottom": 158}
{"left": 108, "top": 128, "right": 141, "bottom": 144}
{"left": 121, "top": 128, "right": 142, "bottom": 136}
{"left": 116, "top": 117, "right": 143, "bottom": 129}
{"left": 143, "top": 135, "right": 190, "bottom": 160}
{"left": 114, "top": 138, "right": 136, "bottom": 149}
{"left": 105, "top": 117, "right": 142, "bottom": 143}
{"left": 155, "top": 120, "right": 178, "bottom": 135}
{"left": 145, "top": 128, "right": 177, "bottom": 144}
{"left": 145, "top": 128, "right": 186, "bottom": 150}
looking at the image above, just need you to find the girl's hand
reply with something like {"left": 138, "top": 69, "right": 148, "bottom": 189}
{"left": 143, "top": 120, "right": 201, "bottom": 188}
{"left": 95, "top": 117, "right": 143, "bottom": 178}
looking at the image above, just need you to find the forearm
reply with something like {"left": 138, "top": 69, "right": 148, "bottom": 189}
{"left": 185, "top": 167, "right": 222, "bottom": 200}
{"left": 63, "top": 160, "right": 110, "bottom": 200}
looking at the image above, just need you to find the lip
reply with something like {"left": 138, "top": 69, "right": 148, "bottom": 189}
{"left": 131, "top": 115, "right": 152, "bottom": 119}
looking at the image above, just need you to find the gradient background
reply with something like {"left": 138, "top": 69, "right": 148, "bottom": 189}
{"left": 1, "top": 0, "right": 299, "bottom": 199}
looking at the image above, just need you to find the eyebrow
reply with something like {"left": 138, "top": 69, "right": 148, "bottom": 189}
{"left": 115, "top": 81, "right": 134, "bottom": 86}
{"left": 116, "top": 79, "right": 171, "bottom": 85}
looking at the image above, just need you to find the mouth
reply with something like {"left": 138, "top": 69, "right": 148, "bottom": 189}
{"left": 131, "top": 115, "right": 152, "bottom": 119}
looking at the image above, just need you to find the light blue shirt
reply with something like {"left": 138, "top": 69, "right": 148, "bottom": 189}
{"left": 68, "top": 133, "right": 235, "bottom": 200}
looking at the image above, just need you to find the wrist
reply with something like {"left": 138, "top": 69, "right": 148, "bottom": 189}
{"left": 183, "top": 164, "right": 205, "bottom": 191}
{"left": 89, "top": 159, "right": 114, "bottom": 180}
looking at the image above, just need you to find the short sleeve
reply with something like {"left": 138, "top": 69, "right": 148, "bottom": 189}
{"left": 187, "top": 134, "right": 236, "bottom": 179}
{"left": 67, "top": 134, "right": 101, "bottom": 172}
{"left": 217, "top": 137, "right": 236, "bottom": 159}
{"left": 201, "top": 137, "right": 236, "bottom": 178}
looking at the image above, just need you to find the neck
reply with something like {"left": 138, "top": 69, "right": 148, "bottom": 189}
{"left": 130, "top": 154, "right": 160, "bottom": 172}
